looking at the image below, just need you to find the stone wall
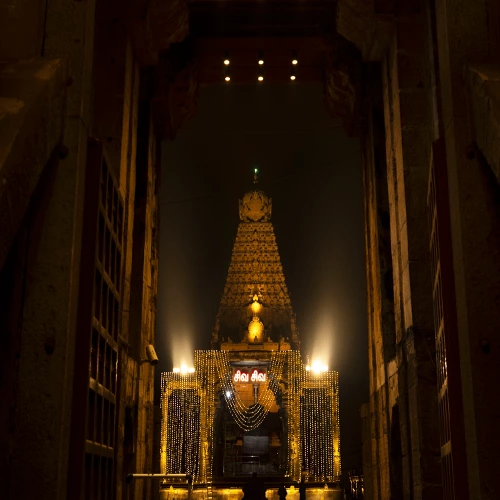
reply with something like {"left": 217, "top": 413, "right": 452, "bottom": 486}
{"left": 0, "top": 1, "right": 162, "bottom": 499}
{"left": 354, "top": 0, "right": 500, "bottom": 499}
{"left": 0, "top": 1, "right": 96, "bottom": 498}
{"left": 2, "top": 0, "right": 500, "bottom": 499}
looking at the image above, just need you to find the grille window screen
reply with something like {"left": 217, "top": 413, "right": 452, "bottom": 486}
{"left": 84, "top": 158, "right": 123, "bottom": 499}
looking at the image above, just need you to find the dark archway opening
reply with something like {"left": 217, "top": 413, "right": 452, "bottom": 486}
{"left": 156, "top": 82, "right": 368, "bottom": 472}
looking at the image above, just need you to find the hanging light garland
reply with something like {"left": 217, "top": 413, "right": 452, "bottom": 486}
{"left": 161, "top": 349, "right": 341, "bottom": 485}
{"left": 161, "top": 372, "right": 200, "bottom": 476}
{"left": 299, "top": 368, "right": 340, "bottom": 481}
{"left": 213, "top": 350, "right": 286, "bottom": 431}
{"left": 286, "top": 350, "right": 302, "bottom": 480}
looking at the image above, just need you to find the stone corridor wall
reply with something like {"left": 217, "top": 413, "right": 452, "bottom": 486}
{"left": 341, "top": 0, "right": 500, "bottom": 499}
{"left": 0, "top": 1, "right": 162, "bottom": 499}
{"left": 1, "top": 0, "right": 500, "bottom": 499}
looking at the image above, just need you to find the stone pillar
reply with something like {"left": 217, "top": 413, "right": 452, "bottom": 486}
{"left": 435, "top": 2, "right": 500, "bottom": 497}
{"left": 128, "top": 77, "right": 160, "bottom": 500}
{"left": 2, "top": 0, "right": 97, "bottom": 498}
{"left": 361, "top": 62, "right": 395, "bottom": 500}
{"left": 380, "top": 2, "right": 441, "bottom": 499}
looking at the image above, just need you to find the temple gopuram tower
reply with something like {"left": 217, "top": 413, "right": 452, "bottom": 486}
{"left": 161, "top": 174, "right": 341, "bottom": 496}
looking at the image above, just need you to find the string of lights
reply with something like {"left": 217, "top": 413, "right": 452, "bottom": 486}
{"left": 286, "top": 350, "right": 302, "bottom": 480}
{"left": 213, "top": 350, "right": 286, "bottom": 431}
{"left": 161, "top": 373, "right": 200, "bottom": 476}
{"left": 299, "top": 369, "right": 341, "bottom": 481}
{"left": 160, "top": 349, "right": 341, "bottom": 485}
{"left": 222, "top": 49, "right": 300, "bottom": 83}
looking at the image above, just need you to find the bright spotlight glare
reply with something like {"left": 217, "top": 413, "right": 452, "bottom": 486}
{"left": 177, "top": 363, "right": 195, "bottom": 374}
{"left": 306, "top": 365, "right": 311, "bottom": 371}
{"left": 311, "top": 360, "right": 328, "bottom": 374}
{"left": 224, "top": 59, "right": 230, "bottom": 65}
{"left": 225, "top": 391, "right": 232, "bottom": 398}
{"left": 225, "top": 76, "right": 230, "bottom": 82}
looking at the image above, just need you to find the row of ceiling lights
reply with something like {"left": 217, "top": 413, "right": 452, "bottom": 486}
{"left": 222, "top": 50, "right": 299, "bottom": 82}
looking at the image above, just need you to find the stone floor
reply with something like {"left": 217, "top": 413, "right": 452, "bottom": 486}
{"left": 159, "top": 485, "right": 343, "bottom": 499}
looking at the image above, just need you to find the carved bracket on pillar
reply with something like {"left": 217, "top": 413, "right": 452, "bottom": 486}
{"left": 152, "top": 39, "right": 199, "bottom": 140}
{"left": 336, "top": 0, "right": 394, "bottom": 62}
{"left": 127, "top": 0, "right": 190, "bottom": 66}
{"left": 323, "top": 37, "right": 363, "bottom": 136}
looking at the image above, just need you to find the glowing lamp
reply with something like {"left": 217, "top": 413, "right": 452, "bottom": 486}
{"left": 224, "top": 59, "right": 230, "bottom": 66}
{"left": 248, "top": 316, "right": 264, "bottom": 340}
{"left": 258, "top": 59, "right": 264, "bottom": 65}
{"left": 311, "top": 359, "right": 328, "bottom": 374}
{"left": 225, "top": 76, "right": 231, "bottom": 82}
{"left": 258, "top": 75, "right": 264, "bottom": 82}
{"left": 251, "top": 295, "right": 261, "bottom": 314}
{"left": 290, "top": 75, "right": 296, "bottom": 81}
{"left": 175, "top": 363, "right": 195, "bottom": 374}
{"left": 225, "top": 391, "right": 232, "bottom": 398}
{"left": 292, "top": 59, "right": 298, "bottom": 65}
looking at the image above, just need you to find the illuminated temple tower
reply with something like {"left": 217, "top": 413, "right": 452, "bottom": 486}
{"left": 161, "top": 175, "right": 341, "bottom": 493}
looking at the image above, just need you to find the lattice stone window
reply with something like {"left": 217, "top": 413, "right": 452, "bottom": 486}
{"left": 84, "top": 157, "right": 124, "bottom": 499}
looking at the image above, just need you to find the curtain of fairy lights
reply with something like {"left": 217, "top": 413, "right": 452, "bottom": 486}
{"left": 300, "top": 378, "right": 336, "bottom": 481}
{"left": 194, "top": 350, "right": 217, "bottom": 484}
{"left": 160, "top": 351, "right": 340, "bottom": 484}
{"left": 166, "top": 389, "right": 200, "bottom": 475}
{"left": 162, "top": 373, "right": 200, "bottom": 477}
{"left": 213, "top": 350, "right": 286, "bottom": 431}
{"left": 286, "top": 350, "right": 302, "bottom": 480}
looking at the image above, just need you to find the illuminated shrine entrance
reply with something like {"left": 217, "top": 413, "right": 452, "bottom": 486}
{"left": 160, "top": 182, "right": 341, "bottom": 494}
{"left": 215, "top": 361, "right": 286, "bottom": 477}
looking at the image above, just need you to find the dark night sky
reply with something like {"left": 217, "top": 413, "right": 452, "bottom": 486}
{"left": 156, "top": 83, "right": 368, "bottom": 470}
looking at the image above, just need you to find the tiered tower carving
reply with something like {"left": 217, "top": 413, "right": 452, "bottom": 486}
{"left": 212, "top": 179, "right": 300, "bottom": 348}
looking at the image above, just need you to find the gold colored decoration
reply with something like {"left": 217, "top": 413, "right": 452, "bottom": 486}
{"left": 251, "top": 294, "right": 261, "bottom": 314}
{"left": 218, "top": 221, "right": 291, "bottom": 309}
{"left": 161, "top": 350, "right": 340, "bottom": 485}
{"left": 248, "top": 315, "right": 264, "bottom": 341}
{"left": 161, "top": 186, "right": 339, "bottom": 488}
{"left": 214, "top": 350, "right": 285, "bottom": 431}
{"left": 239, "top": 190, "right": 272, "bottom": 222}
{"left": 214, "top": 217, "right": 300, "bottom": 347}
